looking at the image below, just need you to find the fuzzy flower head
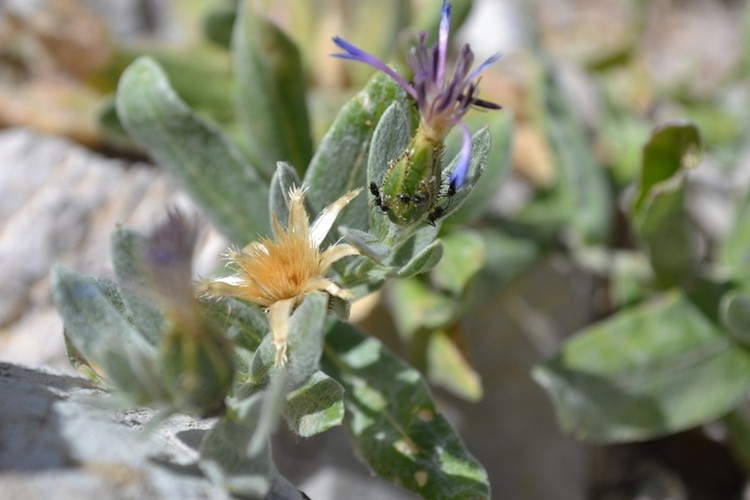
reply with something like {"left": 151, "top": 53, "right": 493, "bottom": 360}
{"left": 333, "top": 0, "right": 501, "bottom": 187}
{"left": 199, "top": 188, "right": 361, "bottom": 364}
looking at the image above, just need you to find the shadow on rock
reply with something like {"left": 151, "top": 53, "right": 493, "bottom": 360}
{"left": 0, "top": 362, "right": 98, "bottom": 471}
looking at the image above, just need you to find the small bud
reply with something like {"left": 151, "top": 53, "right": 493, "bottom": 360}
{"left": 144, "top": 209, "right": 235, "bottom": 416}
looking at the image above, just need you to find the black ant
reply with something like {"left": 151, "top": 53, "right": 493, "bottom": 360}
{"left": 426, "top": 180, "right": 458, "bottom": 226}
{"left": 369, "top": 182, "right": 389, "bottom": 213}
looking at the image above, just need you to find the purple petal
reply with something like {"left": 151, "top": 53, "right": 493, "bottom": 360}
{"left": 332, "top": 36, "right": 416, "bottom": 98}
{"left": 467, "top": 53, "right": 502, "bottom": 84}
{"left": 470, "top": 96, "right": 502, "bottom": 110}
{"left": 449, "top": 121, "right": 473, "bottom": 188}
{"left": 437, "top": 0, "right": 451, "bottom": 86}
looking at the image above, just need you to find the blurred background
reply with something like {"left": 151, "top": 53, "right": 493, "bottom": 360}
{"left": 1, "top": 0, "right": 749, "bottom": 498}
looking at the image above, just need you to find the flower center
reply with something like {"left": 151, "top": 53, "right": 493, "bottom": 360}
{"left": 243, "top": 232, "right": 320, "bottom": 302}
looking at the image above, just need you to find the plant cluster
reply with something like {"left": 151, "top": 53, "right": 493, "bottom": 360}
{"left": 52, "top": 1, "right": 501, "bottom": 498}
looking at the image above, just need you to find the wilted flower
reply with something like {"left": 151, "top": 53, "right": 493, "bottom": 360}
{"left": 199, "top": 188, "right": 361, "bottom": 365}
{"left": 144, "top": 210, "right": 234, "bottom": 417}
{"left": 333, "top": 0, "right": 500, "bottom": 188}
{"left": 143, "top": 209, "right": 200, "bottom": 320}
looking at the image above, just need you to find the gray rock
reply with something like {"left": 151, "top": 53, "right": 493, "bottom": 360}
{"left": 0, "top": 361, "right": 419, "bottom": 500}
{"left": 0, "top": 362, "right": 227, "bottom": 499}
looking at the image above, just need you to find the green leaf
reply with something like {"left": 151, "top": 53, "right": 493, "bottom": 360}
{"left": 50, "top": 267, "right": 164, "bottom": 402}
{"left": 386, "top": 224, "right": 439, "bottom": 268}
{"left": 322, "top": 322, "right": 490, "bottom": 499}
{"left": 146, "top": 50, "right": 235, "bottom": 123}
{"left": 232, "top": 0, "right": 312, "bottom": 177}
{"left": 633, "top": 120, "right": 702, "bottom": 214}
{"left": 395, "top": 240, "right": 444, "bottom": 278}
{"left": 541, "top": 63, "right": 612, "bottom": 244}
{"left": 358, "top": 225, "right": 442, "bottom": 289}
{"left": 721, "top": 291, "right": 750, "bottom": 346}
{"left": 633, "top": 175, "right": 695, "bottom": 288}
{"left": 116, "top": 56, "right": 270, "bottom": 244}
{"left": 158, "top": 315, "right": 235, "bottom": 417}
{"left": 200, "top": 297, "right": 268, "bottom": 353}
{"left": 431, "top": 229, "right": 485, "bottom": 296}
{"left": 339, "top": 227, "right": 391, "bottom": 262}
{"left": 203, "top": 5, "right": 236, "bottom": 48}
{"left": 94, "top": 47, "right": 235, "bottom": 120}
{"left": 427, "top": 331, "right": 483, "bottom": 402}
{"left": 533, "top": 291, "right": 750, "bottom": 443}
{"left": 440, "top": 127, "right": 492, "bottom": 220}
{"left": 111, "top": 227, "right": 165, "bottom": 346}
{"left": 722, "top": 186, "right": 750, "bottom": 282}
{"left": 367, "top": 101, "right": 411, "bottom": 188}
{"left": 284, "top": 370, "right": 345, "bottom": 437}
{"left": 446, "top": 111, "right": 514, "bottom": 225}
{"left": 304, "top": 73, "right": 403, "bottom": 231}
{"left": 248, "top": 294, "right": 328, "bottom": 389}
{"left": 630, "top": 122, "right": 702, "bottom": 288}
{"left": 63, "top": 331, "right": 105, "bottom": 384}
{"left": 200, "top": 373, "right": 288, "bottom": 499}
{"left": 389, "top": 278, "right": 458, "bottom": 342}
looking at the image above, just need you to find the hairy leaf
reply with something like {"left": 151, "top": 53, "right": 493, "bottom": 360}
{"left": 116, "top": 56, "right": 270, "bottom": 243}
{"left": 323, "top": 322, "right": 490, "bottom": 499}
{"left": 200, "top": 372, "right": 288, "bottom": 498}
{"left": 50, "top": 267, "right": 164, "bottom": 402}
{"left": 111, "top": 227, "right": 165, "bottom": 346}
{"left": 284, "top": 370, "right": 345, "bottom": 437}
{"left": 304, "top": 73, "right": 403, "bottom": 231}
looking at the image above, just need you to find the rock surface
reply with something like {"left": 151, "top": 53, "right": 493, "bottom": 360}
{"left": 0, "top": 128, "right": 180, "bottom": 370}
{"left": 0, "top": 362, "right": 226, "bottom": 499}
{"left": 0, "top": 362, "right": 416, "bottom": 499}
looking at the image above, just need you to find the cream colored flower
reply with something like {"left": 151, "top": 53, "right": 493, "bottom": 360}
{"left": 199, "top": 187, "right": 361, "bottom": 365}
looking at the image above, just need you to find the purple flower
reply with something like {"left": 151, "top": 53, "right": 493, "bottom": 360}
{"left": 333, "top": 0, "right": 500, "bottom": 188}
